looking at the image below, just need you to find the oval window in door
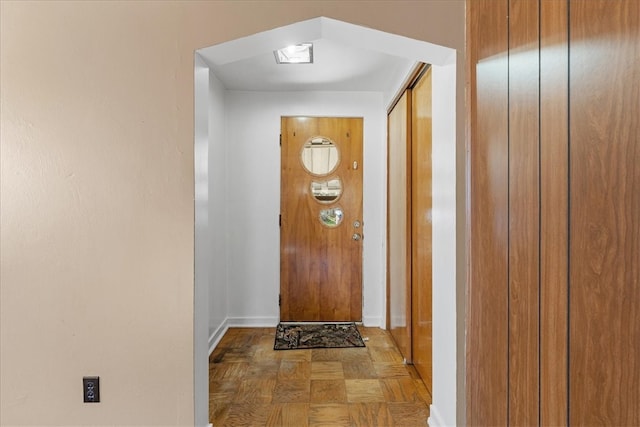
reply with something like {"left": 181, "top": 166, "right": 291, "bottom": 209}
{"left": 300, "top": 136, "right": 339, "bottom": 176}
{"left": 319, "top": 207, "right": 344, "bottom": 228}
{"left": 310, "top": 178, "right": 342, "bottom": 203}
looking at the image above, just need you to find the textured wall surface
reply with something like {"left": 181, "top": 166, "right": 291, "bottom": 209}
{"left": 0, "top": 1, "right": 464, "bottom": 425}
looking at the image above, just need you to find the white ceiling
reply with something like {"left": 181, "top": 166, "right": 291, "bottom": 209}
{"left": 197, "top": 17, "right": 454, "bottom": 101}
{"left": 206, "top": 37, "right": 415, "bottom": 93}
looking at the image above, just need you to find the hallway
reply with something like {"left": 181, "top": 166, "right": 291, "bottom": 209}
{"left": 210, "top": 326, "right": 432, "bottom": 426}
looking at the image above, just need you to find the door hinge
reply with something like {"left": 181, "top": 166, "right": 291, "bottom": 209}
{"left": 279, "top": 214, "right": 282, "bottom": 227}
{"left": 279, "top": 134, "right": 282, "bottom": 147}
{"left": 279, "top": 294, "right": 282, "bottom": 306}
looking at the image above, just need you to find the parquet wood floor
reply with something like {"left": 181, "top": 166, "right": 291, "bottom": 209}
{"left": 210, "top": 326, "right": 432, "bottom": 426}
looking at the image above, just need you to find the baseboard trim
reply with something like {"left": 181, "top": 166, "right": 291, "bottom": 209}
{"left": 208, "top": 318, "right": 229, "bottom": 355}
{"left": 227, "top": 316, "right": 279, "bottom": 327}
{"left": 428, "top": 404, "right": 447, "bottom": 427}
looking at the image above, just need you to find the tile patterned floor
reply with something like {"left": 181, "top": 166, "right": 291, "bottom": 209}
{"left": 210, "top": 326, "right": 432, "bottom": 426}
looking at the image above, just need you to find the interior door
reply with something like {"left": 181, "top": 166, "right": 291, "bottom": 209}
{"left": 280, "top": 116, "right": 363, "bottom": 322}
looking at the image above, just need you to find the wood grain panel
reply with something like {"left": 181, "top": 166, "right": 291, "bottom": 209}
{"left": 387, "top": 91, "right": 412, "bottom": 362}
{"left": 280, "top": 117, "right": 363, "bottom": 321}
{"left": 507, "top": 1, "right": 540, "bottom": 425}
{"left": 466, "top": 0, "right": 509, "bottom": 424}
{"left": 410, "top": 68, "right": 433, "bottom": 390}
{"left": 540, "top": 0, "right": 569, "bottom": 424}
{"left": 569, "top": 1, "right": 640, "bottom": 425}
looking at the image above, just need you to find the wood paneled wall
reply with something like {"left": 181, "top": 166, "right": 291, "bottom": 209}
{"left": 539, "top": 1, "right": 569, "bottom": 424}
{"left": 467, "top": 1, "right": 640, "bottom": 425}
{"left": 467, "top": 0, "right": 509, "bottom": 423}
{"left": 507, "top": 2, "right": 540, "bottom": 424}
{"left": 569, "top": 1, "right": 640, "bottom": 424}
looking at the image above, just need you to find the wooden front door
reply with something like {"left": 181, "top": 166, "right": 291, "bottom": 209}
{"left": 280, "top": 116, "right": 363, "bottom": 322}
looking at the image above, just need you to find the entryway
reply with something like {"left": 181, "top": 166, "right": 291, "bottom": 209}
{"left": 195, "top": 16, "right": 459, "bottom": 426}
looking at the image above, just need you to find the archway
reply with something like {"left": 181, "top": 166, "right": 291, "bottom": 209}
{"left": 194, "top": 17, "right": 458, "bottom": 426}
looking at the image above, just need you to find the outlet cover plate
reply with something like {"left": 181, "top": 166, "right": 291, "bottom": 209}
{"left": 83, "top": 376, "right": 100, "bottom": 403}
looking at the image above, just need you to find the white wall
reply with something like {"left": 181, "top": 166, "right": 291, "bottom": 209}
{"left": 429, "top": 60, "right": 458, "bottom": 427}
{"left": 224, "top": 91, "right": 387, "bottom": 327}
{"left": 208, "top": 70, "right": 229, "bottom": 348}
{"left": 193, "top": 55, "right": 210, "bottom": 427}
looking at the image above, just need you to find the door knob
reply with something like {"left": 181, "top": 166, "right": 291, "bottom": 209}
{"left": 352, "top": 233, "right": 362, "bottom": 241}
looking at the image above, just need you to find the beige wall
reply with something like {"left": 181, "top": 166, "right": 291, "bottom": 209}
{"left": 0, "top": 1, "right": 464, "bottom": 425}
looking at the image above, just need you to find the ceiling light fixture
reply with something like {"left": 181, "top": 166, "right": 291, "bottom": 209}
{"left": 274, "top": 43, "right": 313, "bottom": 64}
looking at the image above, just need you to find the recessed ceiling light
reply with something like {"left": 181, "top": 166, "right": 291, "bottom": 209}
{"left": 274, "top": 43, "right": 313, "bottom": 64}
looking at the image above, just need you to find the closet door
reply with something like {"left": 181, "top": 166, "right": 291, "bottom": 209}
{"left": 387, "top": 90, "right": 412, "bottom": 361}
{"left": 569, "top": 1, "right": 640, "bottom": 424}
{"left": 411, "top": 68, "right": 432, "bottom": 388}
